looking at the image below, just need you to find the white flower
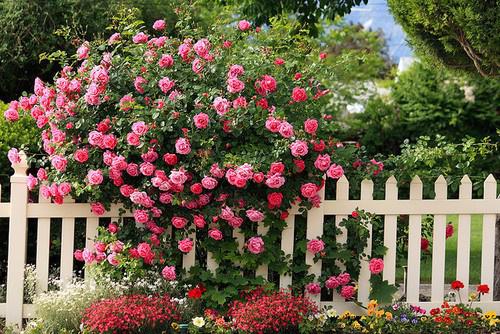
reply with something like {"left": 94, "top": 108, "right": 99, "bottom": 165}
{"left": 326, "top": 308, "right": 337, "bottom": 318}
{"left": 192, "top": 317, "right": 205, "bottom": 328}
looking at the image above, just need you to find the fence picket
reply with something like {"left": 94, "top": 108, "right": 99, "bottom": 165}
{"left": 36, "top": 192, "right": 51, "bottom": 293}
{"left": 84, "top": 217, "right": 99, "bottom": 281}
{"left": 256, "top": 224, "right": 270, "bottom": 279}
{"left": 456, "top": 175, "right": 472, "bottom": 301}
{"left": 383, "top": 176, "right": 398, "bottom": 284}
{"left": 182, "top": 231, "right": 196, "bottom": 271}
{"left": 333, "top": 176, "right": 349, "bottom": 302}
{"left": 60, "top": 197, "right": 75, "bottom": 288}
{"left": 357, "top": 179, "right": 374, "bottom": 304}
{"left": 481, "top": 174, "right": 497, "bottom": 302}
{"left": 280, "top": 214, "right": 295, "bottom": 289}
{"left": 431, "top": 175, "right": 447, "bottom": 302}
{"left": 406, "top": 176, "right": 423, "bottom": 303}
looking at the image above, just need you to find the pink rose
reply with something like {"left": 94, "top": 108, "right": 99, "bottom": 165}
{"left": 245, "top": 209, "right": 265, "bottom": 223}
{"left": 208, "top": 229, "right": 223, "bottom": 240}
{"left": 108, "top": 33, "right": 121, "bottom": 44}
{"left": 228, "top": 64, "right": 244, "bottom": 78}
{"left": 213, "top": 97, "right": 231, "bottom": 115}
{"left": 246, "top": 236, "right": 264, "bottom": 254}
{"left": 163, "top": 153, "right": 178, "bottom": 166}
{"left": 74, "top": 249, "right": 84, "bottom": 262}
{"left": 82, "top": 248, "right": 95, "bottom": 264}
{"left": 91, "top": 202, "right": 105, "bottom": 216}
{"left": 108, "top": 223, "right": 119, "bottom": 234}
{"left": 132, "top": 32, "right": 149, "bottom": 44}
{"left": 193, "top": 215, "right": 206, "bottom": 228}
{"left": 169, "top": 170, "right": 187, "bottom": 185}
{"left": 51, "top": 155, "right": 67, "bottom": 172}
{"left": 58, "top": 182, "right": 71, "bottom": 196}
{"left": 314, "top": 154, "right": 331, "bottom": 171}
{"left": 87, "top": 169, "right": 104, "bottom": 185}
{"left": 7, "top": 148, "right": 21, "bottom": 164}
{"left": 201, "top": 176, "right": 218, "bottom": 190}
{"left": 134, "top": 209, "right": 149, "bottom": 223}
{"left": 193, "top": 112, "right": 209, "bottom": 129}
{"left": 291, "top": 87, "right": 307, "bottom": 102}
{"left": 110, "top": 241, "right": 124, "bottom": 253}
{"left": 162, "top": 266, "right": 176, "bottom": 281}
{"left": 107, "top": 253, "right": 119, "bottom": 266}
{"left": 126, "top": 163, "right": 139, "bottom": 176}
{"left": 27, "top": 174, "right": 38, "bottom": 190}
{"left": 267, "top": 192, "right": 283, "bottom": 208}
{"left": 290, "top": 140, "right": 308, "bottom": 157}
{"left": 4, "top": 108, "right": 19, "bottom": 121}
{"left": 227, "top": 78, "right": 245, "bottom": 93}
{"left": 88, "top": 131, "right": 103, "bottom": 146}
{"left": 139, "top": 162, "right": 156, "bottom": 176}
{"left": 307, "top": 239, "right": 325, "bottom": 254}
{"left": 265, "top": 173, "right": 285, "bottom": 189}
{"left": 172, "top": 216, "right": 188, "bottom": 229}
{"left": 326, "top": 164, "right": 344, "bottom": 179}
{"left": 153, "top": 20, "right": 166, "bottom": 31}
{"left": 304, "top": 118, "right": 318, "bottom": 134}
{"left": 305, "top": 282, "right": 321, "bottom": 295}
{"left": 340, "top": 285, "right": 355, "bottom": 300}
{"left": 192, "top": 58, "right": 204, "bottom": 74}
{"left": 158, "top": 54, "right": 174, "bottom": 68}
{"left": 369, "top": 258, "right": 384, "bottom": 275}
{"left": 132, "top": 121, "right": 148, "bottom": 136}
{"left": 175, "top": 138, "right": 191, "bottom": 155}
{"left": 265, "top": 117, "right": 281, "bottom": 133}
{"left": 74, "top": 149, "right": 89, "bottom": 163}
{"left": 325, "top": 276, "right": 340, "bottom": 289}
{"left": 126, "top": 133, "right": 140, "bottom": 146}
{"left": 178, "top": 238, "right": 193, "bottom": 253}
{"left": 77, "top": 42, "right": 90, "bottom": 59}
{"left": 237, "top": 20, "right": 251, "bottom": 31}
{"left": 337, "top": 272, "right": 351, "bottom": 285}
{"left": 158, "top": 77, "right": 175, "bottom": 93}
{"left": 193, "top": 38, "right": 211, "bottom": 58}
{"left": 300, "top": 183, "right": 318, "bottom": 198}
{"left": 278, "top": 122, "right": 294, "bottom": 138}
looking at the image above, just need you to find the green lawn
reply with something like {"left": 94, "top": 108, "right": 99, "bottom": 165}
{"left": 396, "top": 215, "right": 483, "bottom": 284}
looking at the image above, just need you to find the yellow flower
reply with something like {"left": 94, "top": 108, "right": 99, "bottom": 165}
{"left": 421, "top": 316, "right": 427, "bottom": 322}
{"left": 484, "top": 311, "right": 497, "bottom": 320}
{"left": 352, "top": 321, "right": 362, "bottom": 330}
{"left": 171, "top": 322, "right": 179, "bottom": 331}
{"left": 469, "top": 292, "right": 478, "bottom": 301}
{"left": 489, "top": 318, "right": 499, "bottom": 327}
{"left": 368, "top": 300, "right": 378, "bottom": 309}
{"left": 385, "top": 312, "right": 393, "bottom": 320}
{"left": 339, "top": 322, "right": 346, "bottom": 329}
{"left": 340, "top": 311, "right": 353, "bottom": 319}
{"left": 192, "top": 317, "right": 205, "bottom": 328}
{"left": 376, "top": 310, "right": 385, "bottom": 318}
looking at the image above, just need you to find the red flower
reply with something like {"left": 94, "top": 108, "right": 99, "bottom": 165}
{"left": 187, "top": 284, "right": 206, "bottom": 299}
{"left": 421, "top": 237, "right": 429, "bottom": 251}
{"left": 477, "top": 284, "right": 490, "bottom": 294}
{"left": 445, "top": 223, "right": 454, "bottom": 238}
{"left": 430, "top": 308, "right": 440, "bottom": 316}
{"left": 351, "top": 211, "right": 359, "bottom": 218}
{"left": 451, "top": 280, "right": 464, "bottom": 290}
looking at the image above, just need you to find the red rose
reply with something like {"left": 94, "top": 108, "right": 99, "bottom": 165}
{"left": 190, "top": 183, "right": 203, "bottom": 194}
{"left": 163, "top": 153, "right": 178, "bottom": 165}
{"left": 451, "top": 280, "right": 464, "bottom": 290}
{"left": 477, "top": 284, "right": 489, "bottom": 294}
{"left": 291, "top": 87, "right": 307, "bottom": 102}
{"left": 293, "top": 159, "right": 305, "bottom": 173}
{"left": 267, "top": 192, "right": 283, "bottom": 208}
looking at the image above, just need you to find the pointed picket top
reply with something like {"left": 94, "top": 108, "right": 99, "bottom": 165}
{"left": 483, "top": 174, "right": 497, "bottom": 199}
{"left": 459, "top": 175, "right": 472, "bottom": 199}
{"left": 410, "top": 175, "right": 423, "bottom": 199}
{"left": 12, "top": 150, "right": 29, "bottom": 176}
{"left": 336, "top": 175, "right": 349, "bottom": 200}
{"left": 386, "top": 175, "right": 397, "bottom": 184}
{"left": 360, "top": 179, "right": 374, "bottom": 200}
{"left": 434, "top": 175, "right": 447, "bottom": 199}
{"left": 385, "top": 176, "right": 398, "bottom": 200}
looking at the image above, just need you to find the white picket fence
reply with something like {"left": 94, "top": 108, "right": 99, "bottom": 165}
{"left": 1, "top": 153, "right": 499, "bottom": 327}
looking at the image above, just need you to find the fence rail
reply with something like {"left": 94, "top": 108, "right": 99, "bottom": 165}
{"left": 1, "top": 153, "right": 499, "bottom": 327}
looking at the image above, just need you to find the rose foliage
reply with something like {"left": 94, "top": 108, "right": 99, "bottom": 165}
{"left": 6, "top": 16, "right": 381, "bottom": 305}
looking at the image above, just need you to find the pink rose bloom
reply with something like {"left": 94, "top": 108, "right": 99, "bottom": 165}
{"left": 134, "top": 76, "right": 147, "bottom": 94}
{"left": 58, "top": 182, "right": 71, "bottom": 196}
{"left": 314, "top": 154, "right": 331, "bottom": 171}
{"left": 278, "top": 121, "right": 294, "bottom": 138}
{"left": 158, "top": 77, "right": 175, "bottom": 93}
{"left": 76, "top": 42, "right": 90, "bottom": 59}
{"left": 237, "top": 20, "right": 251, "bottom": 31}
{"left": 132, "top": 32, "right": 149, "bottom": 44}
{"left": 201, "top": 176, "right": 218, "bottom": 190}
{"left": 227, "top": 78, "right": 245, "bottom": 93}
{"left": 126, "top": 163, "right": 139, "bottom": 176}
{"left": 304, "top": 118, "right": 318, "bottom": 134}
{"left": 307, "top": 239, "right": 325, "bottom": 254}
{"left": 107, "top": 253, "right": 119, "bottom": 266}
{"left": 340, "top": 285, "right": 355, "bottom": 300}
{"left": 133, "top": 209, "right": 149, "bottom": 223}
{"left": 159, "top": 192, "right": 173, "bottom": 204}
{"left": 108, "top": 33, "right": 121, "bottom": 44}
{"left": 233, "top": 96, "right": 247, "bottom": 109}
{"left": 27, "top": 174, "right": 38, "bottom": 190}
{"left": 132, "top": 121, "right": 148, "bottom": 136}
{"left": 290, "top": 140, "right": 308, "bottom": 157}
{"left": 171, "top": 216, "right": 188, "bottom": 229}
{"left": 178, "top": 43, "right": 192, "bottom": 61}
{"left": 193, "top": 215, "right": 206, "bottom": 228}
{"left": 265, "top": 117, "right": 281, "bottom": 133}
{"left": 245, "top": 209, "right": 265, "bottom": 223}
{"left": 210, "top": 163, "right": 225, "bottom": 178}
{"left": 337, "top": 272, "right": 351, "bottom": 285}
{"left": 119, "top": 94, "right": 135, "bottom": 111}
{"left": 169, "top": 170, "right": 187, "bottom": 185}
{"left": 446, "top": 223, "right": 454, "bottom": 238}
{"left": 269, "top": 162, "right": 285, "bottom": 175}
{"left": 192, "top": 58, "right": 204, "bottom": 74}
{"left": 88, "top": 131, "right": 103, "bottom": 147}
{"left": 193, "top": 38, "right": 211, "bottom": 58}
{"left": 228, "top": 64, "right": 245, "bottom": 78}
{"left": 306, "top": 282, "right": 321, "bottom": 295}
{"left": 74, "top": 249, "right": 84, "bottom": 262}
{"left": 158, "top": 54, "right": 174, "bottom": 68}
{"left": 369, "top": 258, "right": 384, "bottom": 275}
{"left": 110, "top": 241, "right": 124, "bottom": 253}
{"left": 153, "top": 19, "right": 166, "bottom": 31}
{"left": 51, "top": 155, "right": 67, "bottom": 172}
{"left": 87, "top": 169, "right": 104, "bottom": 185}
{"left": 260, "top": 75, "right": 277, "bottom": 93}
{"left": 74, "top": 148, "right": 89, "bottom": 163}
{"left": 213, "top": 97, "right": 231, "bottom": 115}
{"left": 193, "top": 112, "right": 209, "bottom": 129}
{"left": 82, "top": 248, "right": 95, "bottom": 264}
{"left": 137, "top": 242, "right": 152, "bottom": 258}
{"left": 162, "top": 266, "right": 176, "bottom": 281}
{"left": 178, "top": 238, "right": 193, "bottom": 253}
{"left": 7, "top": 148, "right": 21, "bottom": 164}
{"left": 108, "top": 223, "right": 119, "bottom": 234}
{"left": 326, "top": 164, "right": 344, "bottom": 179}
{"left": 102, "top": 134, "right": 117, "bottom": 149}
{"left": 246, "top": 236, "right": 264, "bottom": 254}
{"left": 91, "top": 202, "right": 105, "bottom": 216}
{"left": 175, "top": 137, "right": 191, "bottom": 155}
{"left": 139, "top": 162, "right": 155, "bottom": 176}
{"left": 4, "top": 108, "right": 19, "bottom": 121}
{"left": 325, "top": 276, "right": 340, "bottom": 289}
{"left": 291, "top": 87, "right": 307, "bottom": 102}
{"left": 208, "top": 229, "right": 223, "bottom": 241}
{"left": 301, "top": 183, "right": 318, "bottom": 198}
{"left": 127, "top": 133, "right": 140, "bottom": 146}
{"left": 265, "top": 173, "right": 285, "bottom": 189}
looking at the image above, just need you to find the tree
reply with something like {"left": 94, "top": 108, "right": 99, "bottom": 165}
{"left": 222, "top": 0, "right": 368, "bottom": 36}
{"left": 388, "top": 0, "right": 500, "bottom": 78}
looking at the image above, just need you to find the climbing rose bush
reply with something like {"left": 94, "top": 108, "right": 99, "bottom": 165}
{"left": 6, "top": 16, "right": 381, "bottom": 304}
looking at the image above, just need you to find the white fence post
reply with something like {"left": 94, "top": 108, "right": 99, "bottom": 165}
{"left": 406, "top": 176, "right": 423, "bottom": 303}
{"left": 431, "top": 175, "right": 447, "bottom": 301}
{"left": 5, "top": 152, "right": 29, "bottom": 327}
